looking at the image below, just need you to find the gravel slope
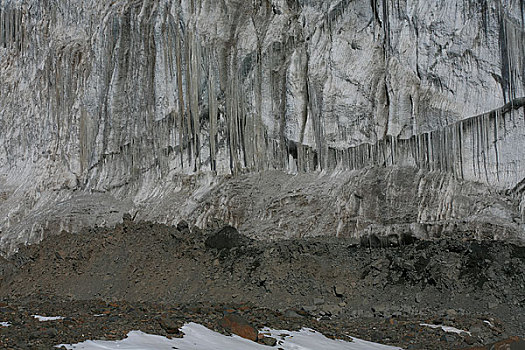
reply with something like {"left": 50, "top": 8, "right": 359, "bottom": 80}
{"left": 0, "top": 219, "right": 524, "bottom": 349}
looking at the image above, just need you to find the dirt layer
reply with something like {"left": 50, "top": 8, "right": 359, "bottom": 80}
{"left": 0, "top": 218, "right": 524, "bottom": 349}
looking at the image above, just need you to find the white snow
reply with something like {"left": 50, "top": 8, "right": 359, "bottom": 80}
{"left": 483, "top": 320, "right": 494, "bottom": 328}
{"left": 420, "top": 323, "right": 471, "bottom": 335}
{"left": 264, "top": 327, "right": 403, "bottom": 350}
{"left": 33, "top": 315, "right": 65, "bottom": 321}
{"left": 57, "top": 322, "right": 403, "bottom": 350}
{"left": 0, "top": 322, "right": 10, "bottom": 327}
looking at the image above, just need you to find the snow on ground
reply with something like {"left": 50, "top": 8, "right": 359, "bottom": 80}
{"left": 0, "top": 322, "right": 10, "bottom": 327}
{"left": 57, "top": 322, "right": 403, "bottom": 350}
{"left": 483, "top": 320, "right": 494, "bottom": 328}
{"left": 420, "top": 323, "right": 471, "bottom": 335}
{"left": 33, "top": 315, "right": 65, "bottom": 321}
{"left": 264, "top": 327, "right": 403, "bottom": 350}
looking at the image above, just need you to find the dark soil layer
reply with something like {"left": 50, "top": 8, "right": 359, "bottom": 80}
{"left": 0, "top": 218, "right": 524, "bottom": 349}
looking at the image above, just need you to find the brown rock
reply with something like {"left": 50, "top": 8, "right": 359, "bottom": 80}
{"left": 159, "top": 315, "right": 182, "bottom": 335}
{"left": 239, "top": 305, "right": 251, "bottom": 312}
{"left": 258, "top": 336, "right": 277, "bottom": 346}
{"left": 463, "top": 335, "right": 477, "bottom": 346}
{"left": 220, "top": 314, "right": 258, "bottom": 341}
{"left": 460, "top": 336, "right": 525, "bottom": 350}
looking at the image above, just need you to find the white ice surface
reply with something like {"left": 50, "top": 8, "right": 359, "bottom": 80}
{"left": 0, "top": 322, "right": 10, "bottom": 327}
{"left": 57, "top": 322, "right": 403, "bottom": 350}
{"left": 33, "top": 315, "right": 65, "bottom": 321}
{"left": 420, "top": 323, "right": 471, "bottom": 335}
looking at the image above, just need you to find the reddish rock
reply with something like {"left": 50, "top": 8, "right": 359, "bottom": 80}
{"left": 220, "top": 314, "right": 259, "bottom": 341}
{"left": 239, "top": 305, "right": 251, "bottom": 312}
{"left": 460, "top": 336, "right": 525, "bottom": 350}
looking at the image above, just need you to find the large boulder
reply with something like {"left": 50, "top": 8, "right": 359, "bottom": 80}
{"left": 205, "top": 226, "right": 249, "bottom": 250}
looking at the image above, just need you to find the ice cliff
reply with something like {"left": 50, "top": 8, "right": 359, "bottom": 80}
{"left": 1, "top": 0, "right": 524, "bottom": 254}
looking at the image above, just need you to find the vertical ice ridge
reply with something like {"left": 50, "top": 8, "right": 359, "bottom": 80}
{"left": 1, "top": 0, "right": 525, "bottom": 252}
{"left": 1, "top": 0, "right": 524, "bottom": 186}
{"left": 334, "top": 99, "right": 525, "bottom": 189}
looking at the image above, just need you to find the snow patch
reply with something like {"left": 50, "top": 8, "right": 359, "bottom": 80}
{"left": 57, "top": 322, "right": 403, "bottom": 350}
{"left": 483, "top": 320, "right": 494, "bottom": 328}
{"left": 33, "top": 315, "right": 65, "bottom": 321}
{"left": 420, "top": 323, "right": 471, "bottom": 335}
{"left": 264, "top": 327, "right": 403, "bottom": 350}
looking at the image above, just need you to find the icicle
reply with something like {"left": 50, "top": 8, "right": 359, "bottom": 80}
{"left": 0, "top": 6, "right": 3, "bottom": 48}
{"left": 190, "top": 37, "right": 200, "bottom": 171}
{"left": 175, "top": 30, "right": 185, "bottom": 168}
{"left": 184, "top": 29, "right": 194, "bottom": 167}
{"left": 208, "top": 57, "right": 217, "bottom": 172}
{"left": 494, "top": 110, "right": 500, "bottom": 181}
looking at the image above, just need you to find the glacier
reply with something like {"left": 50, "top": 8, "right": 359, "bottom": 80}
{"left": 0, "top": 0, "right": 524, "bottom": 254}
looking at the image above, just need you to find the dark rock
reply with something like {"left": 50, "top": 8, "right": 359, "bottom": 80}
{"left": 464, "top": 335, "right": 477, "bottom": 345}
{"left": 445, "top": 309, "right": 457, "bottom": 317}
{"left": 159, "top": 315, "right": 182, "bottom": 335}
{"left": 44, "top": 327, "right": 58, "bottom": 337}
{"left": 360, "top": 234, "right": 382, "bottom": 248}
{"left": 313, "top": 298, "right": 325, "bottom": 305}
{"left": 333, "top": 284, "right": 345, "bottom": 297}
{"left": 415, "top": 293, "right": 422, "bottom": 303}
{"left": 205, "top": 226, "right": 248, "bottom": 250}
{"left": 370, "top": 330, "right": 386, "bottom": 342}
{"left": 259, "top": 336, "right": 277, "bottom": 346}
{"left": 441, "top": 334, "right": 457, "bottom": 343}
{"left": 302, "top": 305, "right": 317, "bottom": 313}
{"left": 371, "top": 304, "right": 386, "bottom": 316}
{"left": 284, "top": 309, "right": 303, "bottom": 318}
{"left": 469, "top": 326, "right": 483, "bottom": 335}
{"left": 122, "top": 213, "right": 133, "bottom": 223}
{"left": 400, "top": 233, "right": 417, "bottom": 245}
{"left": 177, "top": 221, "right": 190, "bottom": 232}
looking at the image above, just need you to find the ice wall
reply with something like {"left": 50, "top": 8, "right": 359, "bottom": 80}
{"left": 1, "top": 0, "right": 525, "bottom": 252}
{"left": 330, "top": 98, "right": 525, "bottom": 189}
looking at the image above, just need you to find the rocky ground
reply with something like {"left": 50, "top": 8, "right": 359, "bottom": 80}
{"left": 0, "top": 217, "right": 524, "bottom": 349}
